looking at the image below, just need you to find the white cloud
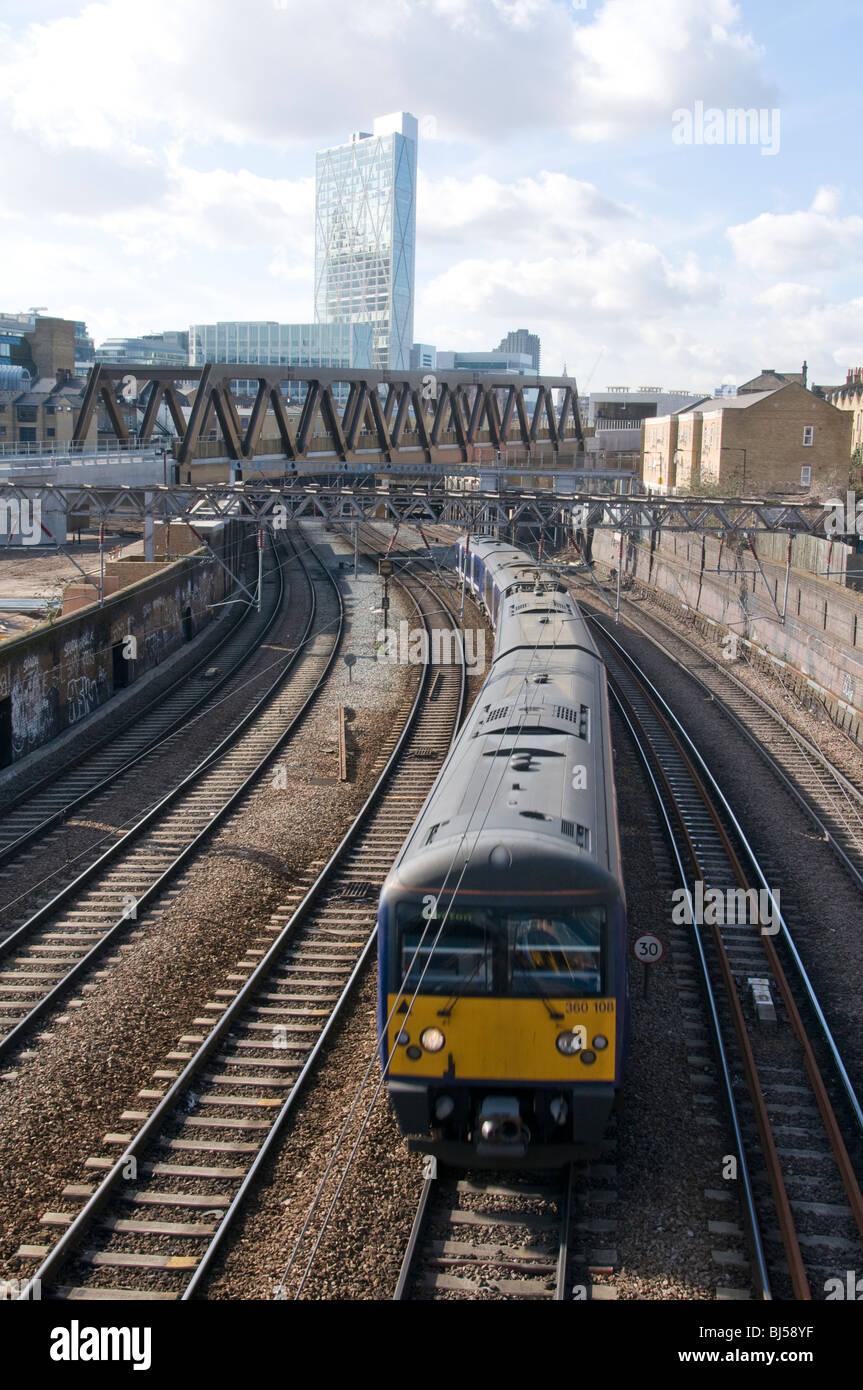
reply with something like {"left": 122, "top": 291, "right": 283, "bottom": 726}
{"left": 568, "top": 0, "right": 773, "bottom": 141}
{"left": 421, "top": 240, "right": 718, "bottom": 322}
{"left": 754, "top": 282, "right": 824, "bottom": 314}
{"left": 1, "top": 0, "right": 772, "bottom": 157}
{"left": 811, "top": 185, "right": 841, "bottom": 216}
{"left": 727, "top": 189, "right": 863, "bottom": 274}
{"left": 418, "top": 170, "right": 633, "bottom": 249}
{"left": 418, "top": 239, "right": 721, "bottom": 382}
{"left": 762, "top": 295, "right": 863, "bottom": 377}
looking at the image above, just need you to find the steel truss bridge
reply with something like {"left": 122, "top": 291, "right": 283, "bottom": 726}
{"left": 75, "top": 364, "right": 584, "bottom": 469}
{"left": 0, "top": 478, "right": 840, "bottom": 537}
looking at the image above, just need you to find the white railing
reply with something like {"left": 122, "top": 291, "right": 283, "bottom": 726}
{"left": 0, "top": 439, "right": 167, "bottom": 458}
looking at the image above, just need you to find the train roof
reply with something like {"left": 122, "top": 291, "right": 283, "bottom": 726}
{"left": 389, "top": 639, "right": 617, "bottom": 894}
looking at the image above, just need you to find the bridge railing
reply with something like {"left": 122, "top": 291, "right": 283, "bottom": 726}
{"left": 0, "top": 438, "right": 166, "bottom": 459}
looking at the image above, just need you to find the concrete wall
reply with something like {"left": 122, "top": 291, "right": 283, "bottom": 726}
{"left": 590, "top": 525, "right": 863, "bottom": 743}
{"left": 0, "top": 518, "right": 251, "bottom": 766}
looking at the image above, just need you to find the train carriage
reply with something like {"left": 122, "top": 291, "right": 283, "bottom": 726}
{"left": 377, "top": 537, "right": 628, "bottom": 1165}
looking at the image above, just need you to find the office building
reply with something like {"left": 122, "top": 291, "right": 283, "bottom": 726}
{"left": 497, "top": 328, "right": 540, "bottom": 373}
{"left": 188, "top": 320, "right": 373, "bottom": 398}
{"left": 315, "top": 112, "right": 418, "bottom": 371}
{"left": 410, "top": 343, "right": 436, "bottom": 371}
{"left": 435, "top": 349, "right": 536, "bottom": 375}
{"left": 96, "top": 331, "right": 189, "bottom": 367}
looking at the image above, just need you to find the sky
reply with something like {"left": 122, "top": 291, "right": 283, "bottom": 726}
{"left": 1, "top": 0, "right": 860, "bottom": 393}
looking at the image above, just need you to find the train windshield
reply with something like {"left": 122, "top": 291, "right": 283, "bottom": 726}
{"left": 396, "top": 905, "right": 605, "bottom": 998}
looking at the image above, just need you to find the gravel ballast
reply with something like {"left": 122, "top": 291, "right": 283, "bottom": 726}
{"left": 0, "top": 522, "right": 416, "bottom": 1280}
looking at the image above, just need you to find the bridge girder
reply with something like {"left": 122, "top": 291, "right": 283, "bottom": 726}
{"left": 0, "top": 479, "right": 837, "bottom": 537}
{"left": 74, "top": 363, "right": 585, "bottom": 468}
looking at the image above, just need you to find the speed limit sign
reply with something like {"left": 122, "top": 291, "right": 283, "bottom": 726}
{"left": 633, "top": 934, "right": 664, "bottom": 996}
{"left": 633, "top": 934, "right": 664, "bottom": 962}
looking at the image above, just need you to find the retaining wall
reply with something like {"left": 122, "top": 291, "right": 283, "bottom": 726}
{"left": 0, "top": 518, "right": 250, "bottom": 766}
{"left": 590, "top": 526, "right": 863, "bottom": 744}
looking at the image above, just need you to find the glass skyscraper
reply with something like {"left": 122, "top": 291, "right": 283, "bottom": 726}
{"left": 189, "top": 320, "right": 371, "bottom": 371}
{"left": 314, "top": 112, "right": 418, "bottom": 372}
{"left": 188, "top": 320, "right": 372, "bottom": 398}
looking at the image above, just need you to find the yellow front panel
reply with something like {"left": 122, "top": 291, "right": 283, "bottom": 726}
{"left": 387, "top": 995, "right": 616, "bottom": 1083}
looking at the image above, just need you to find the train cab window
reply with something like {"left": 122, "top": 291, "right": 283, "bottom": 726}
{"left": 398, "top": 911, "right": 493, "bottom": 995}
{"left": 395, "top": 904, "right": 605, "bottom": 999}
{"left": 510, "top": 910, "right": 604, "bottom": 997}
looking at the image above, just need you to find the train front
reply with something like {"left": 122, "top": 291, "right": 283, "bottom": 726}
{"left": 377, "top": 836, "right": 626, "bottom": 1166}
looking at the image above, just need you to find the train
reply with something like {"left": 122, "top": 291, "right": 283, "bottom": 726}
{"left": 377, "top": 536, "right": 629, "bottom": 1166}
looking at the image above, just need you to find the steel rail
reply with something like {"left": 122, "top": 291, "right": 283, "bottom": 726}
{"left": 606, "top": 663, "right": 810, "bottom": 1298}
{"left": 598, "top": 622, "right": 863, "bottom": 1297}
{"left": 606, "top": 688, "right": 773, "bottom": 1300}
{"left": 393, "top": 1165, "right": 575, "bottom": 1302}
{"left": 0, "top": 530, "right": 269, "bottom": 857}
{"left": 590, "top": 613, "right": 863, "bottom": 1135}
{"left": 393, "top": 1164, "right": 437, "bottom": 1301}
{"left": 20, "top": 551, "right": 466, "bottom": 1301}
{"left": 181, "top": 566, "right": 468, "bottom": 1299}
{"left": 0, "top": 537, "right": 341, "bottom": 1062}
{"left": 576, "top": 584, "right": 863, "bottom": 893}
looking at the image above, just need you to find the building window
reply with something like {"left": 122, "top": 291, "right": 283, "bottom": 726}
{"left": 800, "top": 466, "right": 812, "bottom": 487}
{"left": 802, "top": 425, "right": 814, "bottom": 446}
{"left": 47, "top": 428, "right": 55, "bottom": 438}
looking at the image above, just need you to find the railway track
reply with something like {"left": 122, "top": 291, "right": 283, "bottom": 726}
{"left": 0, "top": 534, "right": 343, "bottom": 1063}
{"left": 394, "top": 1155, "right": 620, "bottom": 1301}
{"left": 394, "top": 1163, "right": 574, "bottom": 1300}
{"left": 574, "top": 575, "right": 863, "bottom": 890}
{"left": 593, "top": 617, "right": 863, "bottom": 1300}
{"left": 0, "top": 530, "right": 273, "bottom": 870}
{"left": 15, "top": 559, "right": 468, "bottom": 1300}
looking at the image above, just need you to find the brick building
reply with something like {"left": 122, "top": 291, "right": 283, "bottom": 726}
{"left": 825, "top": 368, "right": 863, "bottom": 462}
{"left": 641, "top": 381, "right": 852, "bottom": 495}
{"left": 737, "top": 366, "right": 807, "bottom": 394}
{"left": 0, "top": 314, "right": 97, "bottom": 450}
{"left": 642, "top": 415, "right": 678, "bottom": 490}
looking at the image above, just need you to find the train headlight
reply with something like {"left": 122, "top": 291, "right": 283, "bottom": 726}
{"left": 396, "top": 1030, "right": 410, "bottom": 1046}
{"left": 555, "top": 1030, "right": 584, "bottom": 1056}
{"left": 592, "top": 1035, "right": 609, "bottom": 1050}
{"left": 580, "top": 1050, "right": 597, "bottom": 1065}
{"left": 421, "top": 1027, "right": 446, "bottom": 1053}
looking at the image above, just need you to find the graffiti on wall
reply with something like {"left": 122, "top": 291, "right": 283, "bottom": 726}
{"left": 66, "top": 672, "right": 107, "bottom": 725}
{"left": 11, "top": 658, "right": 54, "bottom": 759}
